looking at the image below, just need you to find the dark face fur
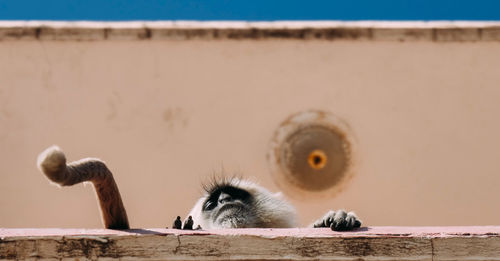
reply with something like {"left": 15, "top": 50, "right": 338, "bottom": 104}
{"left": 201, "top": 182, "right": 258, "bottom": 228}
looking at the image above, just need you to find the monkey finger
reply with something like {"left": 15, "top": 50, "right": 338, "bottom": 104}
{"left": 331, "top": 218, "right": 348, "bottom": 231}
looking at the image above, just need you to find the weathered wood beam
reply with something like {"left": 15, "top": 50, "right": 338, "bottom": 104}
{"left": 0, "top": 21, "right": 500, "bottom": 41}
{"left": 1, "top": 227, "right": 500, "bottom": 260}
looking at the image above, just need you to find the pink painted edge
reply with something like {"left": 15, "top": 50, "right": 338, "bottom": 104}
{"left": 1, "top": 226, "right": 500, "bottom": 238}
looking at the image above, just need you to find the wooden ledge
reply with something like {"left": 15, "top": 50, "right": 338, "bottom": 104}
{"left": 1, "top": 21, "right": 500, "bottom": 41}
{"left": 2, "top": 227, "right": 500, "bottom": 260}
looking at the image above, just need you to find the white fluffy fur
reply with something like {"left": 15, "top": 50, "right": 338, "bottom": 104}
{"left": 187, "top": 179, "right": 298, "bottom": 229}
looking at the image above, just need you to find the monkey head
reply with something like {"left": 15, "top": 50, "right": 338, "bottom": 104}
{"left": 187, "top": 178, "right": 298, "bottom": 229}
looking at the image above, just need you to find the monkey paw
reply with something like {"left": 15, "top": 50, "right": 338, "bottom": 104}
{"left": 313, "top": 210, "right": 361, "bottom": 231}
{"left": 183, "top": 216, "right": 194, "bottom": 230}
{"left": 172, "top": 216, "right": 182, "bottom": 229}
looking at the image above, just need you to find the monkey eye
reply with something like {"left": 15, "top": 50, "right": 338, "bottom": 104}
{"left": 203, "top": 199, "right": 217, "bottom": 211}
{"left": 202, "top": 185, "right": 252, "bottom": 212}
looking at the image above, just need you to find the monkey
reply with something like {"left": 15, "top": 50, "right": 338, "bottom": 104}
{"left": 188, "top": 177, "right": 361, "bottom": 231}
{"left": 37, "top": 145, "right": 361, "bottom": 231}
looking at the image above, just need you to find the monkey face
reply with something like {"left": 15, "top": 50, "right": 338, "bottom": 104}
{"left": 187, "top": 178, "right": 299, "bottom": 229}
{"left": 201, "top": 184, "right": 258, "bottom": 228}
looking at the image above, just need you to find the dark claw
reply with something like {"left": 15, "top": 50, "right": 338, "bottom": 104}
{"left": 331, "top": 219, "right": 348, "bottom": 231}
{"left": 326, "top": 217, "right": 334, "bottom": 227}
{"left": 354, "top": 220, "right": 361, "bottom": 228}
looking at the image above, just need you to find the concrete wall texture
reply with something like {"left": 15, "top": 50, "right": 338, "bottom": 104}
{"left": 1, "top": 22, "right": 500, "bottom": 228}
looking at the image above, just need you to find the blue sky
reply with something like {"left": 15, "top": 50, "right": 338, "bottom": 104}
{"left": 0, "top": 0, "right": 499, "bottom": 21}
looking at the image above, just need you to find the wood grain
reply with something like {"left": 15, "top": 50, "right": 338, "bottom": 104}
{"left": 2, "top": 227, "right": 500, "bottom": 260}
{"left": 1, "top": 21, "right": 500, "bottom": 41}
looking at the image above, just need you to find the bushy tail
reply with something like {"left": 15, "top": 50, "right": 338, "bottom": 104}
{"left": 37, "top": 146, "right": 130, "bottom": 229}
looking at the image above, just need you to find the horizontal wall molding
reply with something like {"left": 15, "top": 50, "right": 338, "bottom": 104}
{"left": 2, "top": 227, "right": 500, "bottom": 260}
{"left": 0, "top": 21, "right": 500, "bottom": 41}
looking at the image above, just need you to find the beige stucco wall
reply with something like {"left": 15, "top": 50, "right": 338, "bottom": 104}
{"left": 1, "top": 22, "right": 500, "bottom": 228}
